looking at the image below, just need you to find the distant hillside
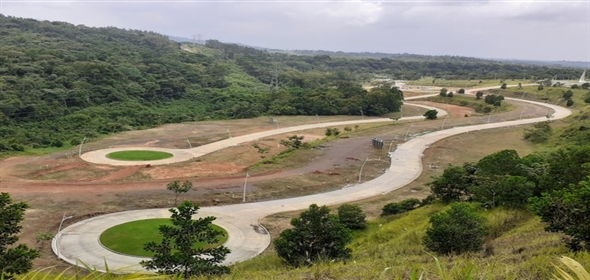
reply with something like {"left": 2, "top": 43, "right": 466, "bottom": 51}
{"left": 0, "top": 14, "right": 584, "bottom": 154}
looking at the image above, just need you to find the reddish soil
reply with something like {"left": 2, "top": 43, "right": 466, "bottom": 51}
{"left": 0, "top": 99, "right": 543, "bottom": 270}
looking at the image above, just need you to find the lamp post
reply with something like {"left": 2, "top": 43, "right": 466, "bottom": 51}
{"left": 242, "top": 172, "right": 250, "bottom": 203}
{"left": 358, "top": 157, "right": 368, "bottom": 183}
{"left": 186, "top": 138, "right": 192, "bottom": 149}
{"left": 56, "top": 213, "right": 73, "bottom": 260}
{"left": 78, "top": 136, "right": 87, "bottom": 157}
{"left": 404, "top": 123, "right": 414, "bottom": 141}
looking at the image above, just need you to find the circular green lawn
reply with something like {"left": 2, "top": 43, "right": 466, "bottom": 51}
{"left": 106, "top": 150, "right": 173, "bottom": 161}
{"left": 99, "top": 218, "right": 228, "bottom": 257}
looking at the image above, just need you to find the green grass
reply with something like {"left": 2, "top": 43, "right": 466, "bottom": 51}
{"left": 227, "top": 204, "right": 590, "bottom": 280}
{"left": 106, "top": 150, "right": 174, "bottom": 161}
{"left": 489, "top": 85, "right": 590, "bottom": 109}
{"left": 99, "top": 218, "right": 228, "bottom": 257}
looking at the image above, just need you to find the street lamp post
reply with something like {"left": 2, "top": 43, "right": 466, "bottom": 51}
{"left": 358, "top": 157, "right": 368, "bottom": 183}
{"left": 78, "top": 136, "right": 87, "bottom": 157}
{"left": 404, "top": 123, "right": 414, "bottom": 141}
{"left": 186, "top": 138, "right": 192, "bottom": 149}
{"left": 55, "top": 213, "right": 73, "bottom": 260}
{"left": 242, "top": 173, "right": 250, "bottom": 203}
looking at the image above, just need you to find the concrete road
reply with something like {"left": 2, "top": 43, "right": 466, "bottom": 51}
{"left": 54, "top": 87, "right": 571, "bottom": 273}
{"left": 80, "top": 103, "right": 445, "bottom": 166}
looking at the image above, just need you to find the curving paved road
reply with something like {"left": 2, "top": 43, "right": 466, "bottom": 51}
{"left": 80, "top": 103, "right": 445, "bottom": 166}
{"left": 54, "top": 87, "right": 571, "bottom": 273}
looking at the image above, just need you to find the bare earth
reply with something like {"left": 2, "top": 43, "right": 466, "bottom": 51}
{"left": 0, "top": 97, "right": 550, "bottom": 270}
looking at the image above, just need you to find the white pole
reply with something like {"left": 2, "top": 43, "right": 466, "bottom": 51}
{"left": 78, "top": 136, "right": 87, "bottom": 157}
{"left": 227, "top": 129, "right": 232, "bottom": 138}
{"left": 242, "top": 173, "right": 249, "bottom": 203}
{"left": 56, "top": 213, "right": 73, "bottom": 260}
{"left": 404, "top": 123, "right": 414, "bottom": 141}
{"left": 441, "top": 116, "right": 448, "bottom": 130}
{"left": 358, "top": 157, "right": 369, "bottom": 183}
{"left": 186, "top": 138, "right": 192, "bottom": 149}
{"left": 316, "top": 114, "right": 319, "bottom": 123}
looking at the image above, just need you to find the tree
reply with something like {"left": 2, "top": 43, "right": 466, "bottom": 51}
{"left": 530, "top": 178, "right": 590, "bottom": 251}
{"left": 458, "top": 88, "right": 465, "bottom": 94}
{"left": 538, "top": 84, "right": 545, "bottom": 91}
{"left": 447, "top": 91, "right": 454, "bottom": 98}
{"left": 475, "top": 91, "right": 484, "bottom": 99}
{"left": 500, "top": 83, "right": 507, "bottom": 89}
{"left": 582, "top": 82, "right": 590, "bottom": 90}
{"left": 166, "top": 180, "right": 193, "bottom": 205}
{"left": 476, "top": 149, "right": 522, "bottom": 176}
{"left": 423, "top": 203, "right": 488, "bottom": 255}
{"left": 429, "top": 165, "right": 473, "bottom": 203}
{"left": 274, "top": 204, "right": 352, "bottom": 266}
{"left": 423, "top": 109, "right": 438, "bottom": 120}
{"left": 337, "top": 204, "right": 367, "bottom": 230}
{"left": 439, "top": 88, "right": 448, "bottom": 97}
{"left": 470, "top": 175, "right": 534, "bottom": 209}
{"left": 280, "top": 135, "right": 305, "bottom": 149}
{"left": 141, "top": 201, "right": 230, "bottom": 278}
{"left": 563, "top": 90, "right": 574, "bottom": 100}
{"left": 0, "top": 193, "right": 40, "bottom": 279}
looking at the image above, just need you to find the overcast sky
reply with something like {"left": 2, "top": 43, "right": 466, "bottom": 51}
{"left": 1, "top": 0, "right": 589, "bottom": 62}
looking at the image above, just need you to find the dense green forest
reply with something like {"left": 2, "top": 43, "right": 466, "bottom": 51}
{"left": 0, "top": 14, "right": 583, "bottom": 152}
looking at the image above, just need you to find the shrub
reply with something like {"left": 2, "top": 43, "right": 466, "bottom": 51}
{"left": 423, "top": 109, "right": 438, "bottom": 120}
{"left": 381, "top": 198, "right": 421, "bottom": 216}
{"left": 275, "top": 204, "right": 352, "bottom": 266}
{"left": 423, "top": 203, "right": 488, "bottom": 255}
{"left": 337, "top": 204, "right": 367, "bottom": 230}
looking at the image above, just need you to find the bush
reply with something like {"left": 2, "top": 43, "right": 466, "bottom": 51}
{"left": 523, "top": 121, "right": 552, "bottom": 143}
{"left": 325, "top": 128, "right": 340, "bottom": 136}
{"left": 538, "top": 84, "right": 544, "bottom": 91}
{"left": 274, "top": 204, "right": 352, "bottom": 267}
{"left": 423, "top": 203, "right": 488, "bottom": 255}
{"left": 423, "top": 109, "right": 438, "bottom": 120}
{"left": 458, "top": 88, "right": 465, "bottom": 94}
{"left": 337, "top": 204, "right": 367, "bottom": 230}
{"left": 381, "top": 198, "right": 421, "bottom": 216}
{"left": 567, "top": 99, "right": 574, "bottom": 107}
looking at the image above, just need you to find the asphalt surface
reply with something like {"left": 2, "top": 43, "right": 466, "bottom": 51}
{"left": 54, "top": 87, "right": 571, "bottom": 273}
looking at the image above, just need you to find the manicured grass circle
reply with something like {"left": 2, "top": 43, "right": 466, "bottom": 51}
{"left": 106, "top": 150, "right": 173, "bottom": 161}
{"left": 99, "top": 218, "right": 228, "bottom": 257}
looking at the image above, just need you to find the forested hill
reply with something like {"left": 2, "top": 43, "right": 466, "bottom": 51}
{"left": 0, "top": 15, "right": 582, "bottom": 153}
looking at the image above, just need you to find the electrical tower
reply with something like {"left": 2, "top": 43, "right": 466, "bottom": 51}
{"left": 270, "top": 62, "right": 279, "bottom": 96}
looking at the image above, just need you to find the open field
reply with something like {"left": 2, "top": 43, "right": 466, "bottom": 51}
{"left": 489, "top": 85, "right": 590, "bottom": 109}
{"left": 0, "top": 94, "right": 568, "bottom": 272}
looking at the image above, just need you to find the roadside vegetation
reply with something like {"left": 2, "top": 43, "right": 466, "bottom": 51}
{"left": 3, "top": 13, "right": 590, "bottom": 280}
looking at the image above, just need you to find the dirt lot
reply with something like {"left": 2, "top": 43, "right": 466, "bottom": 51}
{"left": 0, "top": 97, "right": 551, "bottom": 270}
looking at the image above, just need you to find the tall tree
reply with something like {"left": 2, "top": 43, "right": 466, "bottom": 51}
{"left": 274, "top": 204, "right": 352, "bottom": 266}
{"left": 141, "top": 201, "right": 230, "bottom": 278}
{"left": 0, "top": 193, "right": 40, "bottom": 279}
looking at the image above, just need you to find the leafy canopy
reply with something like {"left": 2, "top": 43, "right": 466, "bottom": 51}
{"left": 274, "top": 204, "right": 352, "bottom": 267}
{"left": 140, "top": 201, "right": 230, "bottom": 278}
{"left": 0, "top": 193, "right": 40, "bottom": 279}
